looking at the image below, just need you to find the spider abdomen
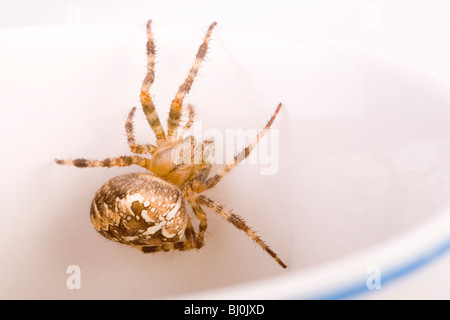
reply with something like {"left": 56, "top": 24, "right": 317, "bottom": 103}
{"left": 90, "top": 172, "right": 187, "bottom": 248}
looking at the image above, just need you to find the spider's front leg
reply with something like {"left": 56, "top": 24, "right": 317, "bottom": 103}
{"left": 167, "top": 22, "right": 217, "bottom": 140}
{"left": 140, "top": 20, "right": 166, "bottom": 143}
{"left": 176, "top": 104, "right": 196, "bottom": 140}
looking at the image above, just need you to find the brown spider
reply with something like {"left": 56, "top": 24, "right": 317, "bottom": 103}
{"left": 55, "top": 20, "right": 286, "bottom": 268}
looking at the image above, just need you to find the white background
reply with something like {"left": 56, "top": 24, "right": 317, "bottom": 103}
{"left": 1, "top": 0, "right": 450, "bottom": 299}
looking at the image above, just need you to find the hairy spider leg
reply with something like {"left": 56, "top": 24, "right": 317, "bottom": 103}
{"left": 55, "top": 155, "right": 150, "bottom": 169}
{"left": 177, "top": 104, "right": 196, "bottom": 139}
{"left": 167, "top": 22, "right": 217, "bottom": 141}
{"left": 188, "top": 200, "right": 208, "bottom": 249}
{"left": 140, "top": 20, "right": 166, "bottom": 143}
{"left": 191, "top": 193, "right": 287, "bottom": 269}
{"left": 126, "top": 103, "right": 195, "bottom": 154}
{"left": 126, "top": 107, "right": 158, "bottom": 154}
{"left": 195, "top": 103, "right": 282, "bottom": 192}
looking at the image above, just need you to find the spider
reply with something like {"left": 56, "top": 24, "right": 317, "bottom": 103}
{"left": 55, "top": 20, "right": 286, "bottom": 269}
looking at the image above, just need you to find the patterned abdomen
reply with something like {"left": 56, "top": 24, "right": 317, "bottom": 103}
{"left": 90, "top": 172, "right": 187, "bottom": 248}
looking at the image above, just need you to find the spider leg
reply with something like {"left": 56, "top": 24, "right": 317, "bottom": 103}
{"left": 196, "top": 103, "right": 282, "bottom": 192}
{"left": 192, "top": 164, "right": 212, "bottom": 191}
{"left": 187, "top": 199, "right": 208, "bottom": 249}
{"left": 177, "top": 104, "right": 196, "bottom": 139}
{"left": 140, "top": 20, "right": 166, "bottom": 143}
{"left": 188, "top": 193, "right": 287, "bottom": 269}
{"left": 201, "top": 139, "right": 215, "bottom": 164}
{"left": 125, "top": 107, "right": 157, "bottom": 154}
{"left": 167, "top": 22, "right": 217, "bottom": 140}
{"left": 55, "top": 155, "right": 150, "bottom": 169}
{"left": 183, "top": 216, "right": 198, "bottom": 248}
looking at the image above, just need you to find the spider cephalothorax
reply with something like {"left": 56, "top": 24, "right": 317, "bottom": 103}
{"left": 55, "top": 20, "right": 286, "bottom": 268}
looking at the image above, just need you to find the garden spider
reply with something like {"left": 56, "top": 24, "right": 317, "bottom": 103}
{"left": 55, "top": 20, "right": 286, "bottom": 268}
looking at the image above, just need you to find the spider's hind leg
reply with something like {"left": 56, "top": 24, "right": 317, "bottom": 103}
{"left": 188, "top": 200, "right": 208, "bottom": 249}
{"left": 190, "top": 194, "right": 287, "bottom": 269}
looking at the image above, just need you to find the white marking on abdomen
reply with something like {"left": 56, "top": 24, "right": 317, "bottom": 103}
{"left": 162, "top": 228, "right": 176, "bottom": 238}
{"left": 141, "top": 209, "right": 154, "bottom": 223}
{"left": 117, "top": 193, "right": 146, "bottom": 216}
{"left": 143, "top": 224, "right": 162, "bottom": 235}
{"left": 165, "top": 196, "right": 182, "bottom": 220}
